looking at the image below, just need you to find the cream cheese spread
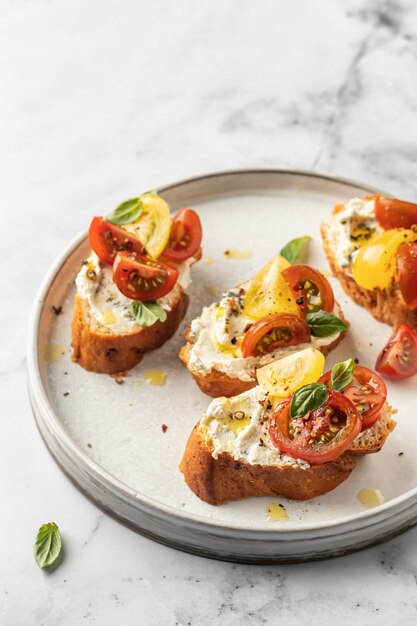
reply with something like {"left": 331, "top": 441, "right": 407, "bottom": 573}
{"left": 200, "top": 386, "right": 311, "bottom": 468}
{"left": 75, "top": 251, "right": 194, "bottom": 334}
{"left": 200, "top": 387, "right": 393, "bottom": 468}
{"left": 324, "top": 197, "right": 382, "bottom": 271}
{"left": 187, "top": 284, "right": 342, "bottom": 382}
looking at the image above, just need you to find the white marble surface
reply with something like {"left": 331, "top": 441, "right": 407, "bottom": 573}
{"left": 2, "top": 0, "right": 417, "bottom": 624}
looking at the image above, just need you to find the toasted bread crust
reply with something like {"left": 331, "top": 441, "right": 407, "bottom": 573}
{"left": 321, "top": 220, "right": 417, "bottom": 328}
{"left": 179, "top": 324, "right": 347, "bottom": 398}
{"left": 180, "top": 426, "right": 356, "bottom": 504}
{"left": 349, "top": 405, "right": 396, "bottom": 455}
{"left": 71, "top": 292, "right": 189, "bottom": 374}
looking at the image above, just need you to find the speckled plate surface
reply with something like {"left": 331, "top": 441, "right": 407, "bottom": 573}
{"left": 28, "top": 170, "right": 417, "bottom": 563}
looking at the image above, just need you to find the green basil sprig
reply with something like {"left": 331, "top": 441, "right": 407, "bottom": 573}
{"left": 290, "top": 382, "right": 329, "bottom": 419}
{"left": 280, "top": 236, "right": 311, "bottom": 264}
{"left": 34, "top": 522, "right": 62, "bottom": 570}
{"left": 131, "top": 300, "right": 167, "bottom": 327}
{"left": 306, "top": 310, "right": 348, "bottom": 337}
{"left": 107, "top": 197, "right": 143, "bottom": 225}
{"left": 330, "top": 358, "right": 355, "bottom": 391}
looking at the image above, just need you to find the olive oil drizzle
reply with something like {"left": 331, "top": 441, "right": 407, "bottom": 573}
{"left": 265, "top": 502, "right": 288, "bottom": 522}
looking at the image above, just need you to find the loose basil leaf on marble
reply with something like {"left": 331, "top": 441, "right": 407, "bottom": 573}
{"left": 305, "top": 310, "right": 348, "bottom": 337}
{"left": 34, "top": 522, "right": 62, "bottom": 569}
{"left": 331, "top": 358, "right": 355, "bottom": 391}
{"left": 107, "top": 197, "right": 143, "bottom": 225}
{"left": 280, "top": 236, "right": 311, "bottom": 265}
{"left": 290, "top": 383, "right": 329, "bottom": 419}
{"left": 131, "top": 300, "right": 167, "bottom": 327}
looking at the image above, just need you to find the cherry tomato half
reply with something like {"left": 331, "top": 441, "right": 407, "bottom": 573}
{"left": 113, "top": 251, "right": 178, "bottom": 302}
{"left": 396, "top": 243, "right": 417, "bottom": 309}
{"left": 282, "top": 265, "right": 335, "bottom": 316}
{"left": 88, "top": 217, "right": 145, "bottom": 266}
{"left": 375, "top": 323, "right": 417, "bottom": 380}
{"left": 375, "top": 197, "right": 417, "bottom": 230}
{"left": 241, "top": 314, "right": 311, "bottom": 358}
{"left": 269, "top": 391, "right": 361, "bottom": 465}
{"left": 319, "top": 366, "right": 387, "bottom": 431}
{"left": 162, "top": 208, "right": 202, "bottom": 262}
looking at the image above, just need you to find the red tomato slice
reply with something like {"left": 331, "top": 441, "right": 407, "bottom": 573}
{"left": 375, "top": 197, "right": 417, "bottom": 230}
{"left": 162, "top": 208, "right": 202, "bottom": 262}
{"left": 282, "top": 265, "right": 335, "bottom": 315}
{"left": 375, "top": 323, "right": 417, "bottom": 380}
{"left": 113, "top": 251, "right": 178, "bottom": 301}
{"left": 269, "top": 391, "right": 361, "bottom": 465}
{"left": 397, "top": 243, "right": 417, "bottom": 309}
{"left": 319, "top": 366, "right": 387, "bottom": 431}
{"left": 88, "top": 217, "right": 145, "bottom": 266}
{"left": 241, "top": 314, "right": 311, "bottom": 358}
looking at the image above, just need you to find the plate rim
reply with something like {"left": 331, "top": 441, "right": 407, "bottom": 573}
{"left": 28, "top": 167, "right": 416, "bottom": 538}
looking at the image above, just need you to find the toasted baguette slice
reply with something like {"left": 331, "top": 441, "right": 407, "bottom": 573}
{"left": 180, "top": 405, "right": 396, "bottom": 505}
{"left": 180, "top": 425, "right": 356, "bottom": 504}
{"left": 321, "top": 212, "right": 417, "bottom": 328}
{"left": 72, "top": 291, "right": 189, "bottom": 374}
{"left": 179, "top": 320, "right": 347, "bottom": 398}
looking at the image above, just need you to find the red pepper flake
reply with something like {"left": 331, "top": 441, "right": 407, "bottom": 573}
{"left": 161, "top": 424, "right": 168, "bottom": 433}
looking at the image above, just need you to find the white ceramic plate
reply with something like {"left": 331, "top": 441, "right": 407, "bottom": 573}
{"left": 28, "top": 170, "right": 417, "bottom": 563}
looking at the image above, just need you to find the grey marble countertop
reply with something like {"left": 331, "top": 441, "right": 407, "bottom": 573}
{"left": 3, "top": 1, "right": 417, "bottom": 624}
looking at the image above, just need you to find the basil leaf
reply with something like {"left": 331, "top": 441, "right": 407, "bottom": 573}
{"left": 290, "top": 382, "right": 329, "bottom": 419}
{"left": 306, "top": 310, "right": 348, "bottom": 337}
{"left": 142, "top": 189, "right": 157, "bottom": 195}
{"left": 131, "top": 300, "right": 167, "bottom": 327}
{"left": 331, "top": 358, "right": 355, "bottom": 391}
{"left": 34, "top": 522, "right": 62, "bottom": 569}
{"left": 280, "top": 236, "right": 311, "bottom": 264}
{"left": 107, "top": 197, "right": 143, "bottom": 225}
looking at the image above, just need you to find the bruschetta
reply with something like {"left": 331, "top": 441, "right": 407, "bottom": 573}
{"left": 180, "top": 253, "right": 348, "bottom": 398}
{"left": 71, "top": 193, "right": 202, "bottom": 374}
{"left": 180, "top": 349, "right": 396, "bottom": 505}
{"left": 321, "top": 195, "right": 417, "bottom": 328}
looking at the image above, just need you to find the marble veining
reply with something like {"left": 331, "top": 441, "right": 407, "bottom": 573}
{"left": 2, "top": 0, "right": 417, "bottom": 624}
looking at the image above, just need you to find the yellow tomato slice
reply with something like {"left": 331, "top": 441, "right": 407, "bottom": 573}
{"left": 123, "top": 193, "right": 171, "bottom": 258}
{"left": 243, "top": 255, "right": 300, "bottom": 320}
{"left": 256, "top": 348, "right": 325, "bottom": 398}
{"left": 352, "top": 228, "right": 416, "bottom": 290}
